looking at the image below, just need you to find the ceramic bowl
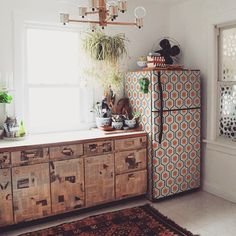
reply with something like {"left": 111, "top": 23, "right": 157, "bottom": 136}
{"left": 112, "top": 121, "right": 123, "bottom": 130}
{"left": 96, "top": 117, "right": 111, "bottom": 128}
{"left": 137, "top": 61, "right": 147, "bottom": 68}
{"left": 125, "top": 119, "right": 136, "bottom": 129}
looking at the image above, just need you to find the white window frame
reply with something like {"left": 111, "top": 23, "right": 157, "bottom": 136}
{"left": 14, "top": 18, "right": 98, "bottom": 134}
{"left": 216, "top": 23, "right": 236, "bottom": 141}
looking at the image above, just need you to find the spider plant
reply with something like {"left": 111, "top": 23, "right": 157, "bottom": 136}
{"left": 83, "top": 31, "right": 128, "bottom": 64}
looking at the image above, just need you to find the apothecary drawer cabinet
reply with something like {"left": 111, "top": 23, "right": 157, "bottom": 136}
{"left": 0, "top": 132, "right": 147, "bottom": 227}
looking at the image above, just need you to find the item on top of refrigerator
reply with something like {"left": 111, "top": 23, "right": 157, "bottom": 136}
{"left": 153, "top": 37, "right": 181, "bottom": 65}
{"left": 137, "top": 56, "right": 147, "bottom": 68}
{"left": 147, "top": 56, "right": 165, "bottom": 68}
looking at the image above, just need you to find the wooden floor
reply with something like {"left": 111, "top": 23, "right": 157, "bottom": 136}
{"left": 2, "top": 191, "right": 236, "bottom": 236}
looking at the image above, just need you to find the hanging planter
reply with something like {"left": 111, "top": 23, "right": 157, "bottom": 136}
{"left": 139, "top": 78, "right": 150, "bottom": 93}
{"left": 83, "top": 31, "right": 128, "bottom": 63}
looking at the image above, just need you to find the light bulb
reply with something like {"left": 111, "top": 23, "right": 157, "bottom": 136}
{"left": 90, "top": 0, "right": 98, "bottom": 10}
{"left": 60, "top": 13, "right": 69, "bottom": 25}
{"left": 118, "top": 0, "right": 127, "bottom": 13}
{"left": 106, "top": 0, "right": 118, "bottom": 6}
{"left": 107, "top": 0, "right": 118, "bottom": 17}
{"left": 134, "top": 6, "right": 146, "bottom": 19}
{"left": 78, "top": 7, "right": 87, "bottom": 18}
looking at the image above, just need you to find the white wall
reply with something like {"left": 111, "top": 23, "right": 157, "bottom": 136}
{"left": 0, "top": 0, "right": 170, "bottom": 124}
{"left": 168, "top": 0, "right": 236, "bottom": 203}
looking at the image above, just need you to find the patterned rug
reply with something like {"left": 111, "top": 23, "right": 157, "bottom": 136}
{"left": 20, "top": 204, "right": 196, "bottom": 236}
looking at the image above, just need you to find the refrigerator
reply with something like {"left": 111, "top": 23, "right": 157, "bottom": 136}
{"left": 125, "top": 69, "right": 201, "bottom": 200}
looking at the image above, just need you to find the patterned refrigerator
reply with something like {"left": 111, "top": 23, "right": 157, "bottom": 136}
{"left": 125, "top": 69, "right": 201, "bottom": 201}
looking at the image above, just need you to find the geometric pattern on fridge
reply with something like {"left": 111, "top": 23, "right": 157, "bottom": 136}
{"left": 125, "top": 69, "right": 201, "bottom": 201}
{"left": 152, "top": 70, "right": 201, "bottom": 111}
{"left": 152, "top": 109, "right": 201, "bottom": 199}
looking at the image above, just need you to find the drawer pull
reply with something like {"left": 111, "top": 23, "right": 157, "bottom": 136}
{"left": 21, "top": 149, "right": 43, "bottom": 161}
{"left": 128, "top": 173, "right": 135, "bottom": 180}
{"left": 125, "top": 141, "right": 134, "bottom": 146}
{"left": 61, "top": 147, "right": 74, "bottom": 156}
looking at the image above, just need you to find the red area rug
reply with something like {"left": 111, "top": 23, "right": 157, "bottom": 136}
{"left": 20, "top": 204, "right": 197, "bottom": 236}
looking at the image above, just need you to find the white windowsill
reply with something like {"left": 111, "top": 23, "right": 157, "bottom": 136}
{"left": 203, "top": 137, "right": 236, "bottom": 156}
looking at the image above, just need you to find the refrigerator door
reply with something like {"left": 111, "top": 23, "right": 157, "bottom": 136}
{"left": 151, "top": 109, "right": 201, "bottom": 200}
{"left": 152, "top": 70, "right": 201, "bottom": 111}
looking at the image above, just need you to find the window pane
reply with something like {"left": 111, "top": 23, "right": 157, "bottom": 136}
{"left": 28, "top": 87, "right": 81, "bottom": 132}
{"left": 221, "top": 28, "right": 236, "bottom": 81}
{"left": 219, "top": 85, "right": 236, "bottom": 138}
{"left": 27, "top": 28, "right": 86, "bottom": 85}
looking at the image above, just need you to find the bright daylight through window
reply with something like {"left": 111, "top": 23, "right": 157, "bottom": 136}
{"left": 26, "top": 27, "right": 93, "bottom": 134}
{"left": 218, "top": 26, "right": 236, "bottom": 139}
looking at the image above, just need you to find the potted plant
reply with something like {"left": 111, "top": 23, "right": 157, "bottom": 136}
{"left": 91, "top": 100, "right": 112, "bottom": 128}
{"left": 83, "top": 31, "right": 128, "bottom": 93}
{"left": 111, "top": 114, "right": 125, "bottom": 130}
{"left": 124, "top": 111, "right": 140, "bottom": 129}
{"left": 0, "top": 92, "right": 12, "bottom": 104}
{"left": 83, "top": 31, "right": 128, "bottom": 63}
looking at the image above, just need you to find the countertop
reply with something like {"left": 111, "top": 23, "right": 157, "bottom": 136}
{"left": 0, "top": 129, "right": 146, "bottom": 151}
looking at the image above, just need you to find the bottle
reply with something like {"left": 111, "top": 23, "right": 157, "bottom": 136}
{"left": 19, "top": 120, "right": 26, "bottom": 137}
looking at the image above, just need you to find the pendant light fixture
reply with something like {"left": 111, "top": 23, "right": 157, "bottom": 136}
{"left": 60, "top": 0, "right": 146, "bottom": 29}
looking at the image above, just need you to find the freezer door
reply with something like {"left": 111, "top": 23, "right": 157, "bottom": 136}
{"left": 151, "top": 109, "right": 201, "bottom": 199}
{"left": 152, "top": 70, "right": 201, "bottom": 111}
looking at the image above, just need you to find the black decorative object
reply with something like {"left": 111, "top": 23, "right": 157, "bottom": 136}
{"left": 155, "top": 38, "right": 180, "bottom": 65}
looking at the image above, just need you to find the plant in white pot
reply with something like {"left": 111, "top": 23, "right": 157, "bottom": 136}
{"left": 111, "top": 114, "right": 125, "bottom": 130}
{"left": 124, "top": 111, "right": 140, "bottom": 129}
{"left": 92, "top": 100, "right": 112, "bottom": 129}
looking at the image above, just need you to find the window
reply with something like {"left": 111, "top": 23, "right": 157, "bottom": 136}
{"left": 218, "top": 25, "right": 236, "bottom": 139}
{"left": 25, "top": 27, "right": 94, "bottom": 134}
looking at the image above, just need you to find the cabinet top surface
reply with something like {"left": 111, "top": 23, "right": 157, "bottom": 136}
{"left": 0, "top": 130, "right": 146, "bottom": 151}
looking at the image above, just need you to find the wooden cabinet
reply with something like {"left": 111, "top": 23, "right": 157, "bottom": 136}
{"left": 116, "top": 170, "right": 147, "bottom": 200}
{"left": 85, "top": 154, "right": 114, "bottom": 206}
{"left": 115, "top": 149, "right": 147, "bottom": 174}
{"left": 50, "top": 144, "right": 83, "bottom": 160}
{"left": 11, "top": 148, "right": 49, "bottom": 166}
{"left": 12, "top": 163, "right": 51, "bottom": 223}
{"left": 0, "top": 168, "right": 13, "bottom": 226}
{"left": 50, "top": 159, "right": 85, "bottom": 214}
{"left": 0, "top": 132, "right": 147, "bottom": 227}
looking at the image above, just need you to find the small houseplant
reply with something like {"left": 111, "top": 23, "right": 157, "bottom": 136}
{"left": 91, "top": 100, "right": 112, "bottom": 128}
{"left": 124, "top": 111, "right": 140, "bottom": 129}
{"left": 0, "top": 92, "right": 12, "bottom": 104}
{"left": 111, "top": 114, "right": 125, "bottom": 130}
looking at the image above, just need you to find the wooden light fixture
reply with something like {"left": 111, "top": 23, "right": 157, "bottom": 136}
{"left": 60, "top": 0, "right": 146, "bottom": 30}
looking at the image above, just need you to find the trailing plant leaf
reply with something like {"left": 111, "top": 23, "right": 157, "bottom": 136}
{"left": 83, "top": 31, "right": 128, "bottom": 64}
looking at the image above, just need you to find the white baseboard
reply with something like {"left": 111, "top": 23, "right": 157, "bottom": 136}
{"left": 203, "top": 181, "right": 236, "bottom": 203}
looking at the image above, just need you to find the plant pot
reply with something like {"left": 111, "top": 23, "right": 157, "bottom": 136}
{"left": 95, "top": 117, "right": 111, "bottom": 128}
{"left": 125, "top": 119, "right": 136, "bottom": 129}
{"left": 112, "top": 121, "right": 123, "bottom": 130}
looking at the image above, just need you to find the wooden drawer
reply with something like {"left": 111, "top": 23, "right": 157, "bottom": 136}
{"left": 11, "top": 148, "right": 49, "bottom": 166}
{"left": 50, "top": 159, "right": 85, "bottom": 214}
{"left": 12, "top": 163, "right": 51, "bottom": 223}
{"left": 0, "top": 168, "right": 13, "bottom": 226}
{"left": 116, "top": 170, "right": 147, "bottom": 200}
{"left": 0, "top": 152, "right": 11, "bottom": 168}
{"left": 115, "top": 136, "right": 146, "bottom": 151}
{"left": 85, "top": 154, "right": 114, "bottom": 207}
{"left": 84, "top": 141, "right": 113, "bottom": 156}
{"left": 50, "top": 144, "right": 83, "bottom": 160}
{"left": 115, "top": 149, "right": 147, "bottom": 174}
